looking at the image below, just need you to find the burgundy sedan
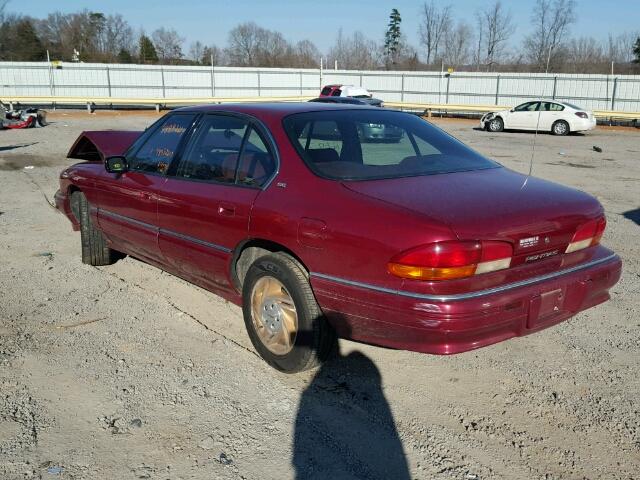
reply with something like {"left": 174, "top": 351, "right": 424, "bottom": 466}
{"left": 55, "top": 103, "right": 622, "bottom": 372}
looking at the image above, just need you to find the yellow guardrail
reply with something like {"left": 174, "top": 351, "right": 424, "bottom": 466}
{"left": 3, "top": 96, "right": 639, "bottom": 121}
{"left": 385, "top": 102, "right": 640, "bottom": 121}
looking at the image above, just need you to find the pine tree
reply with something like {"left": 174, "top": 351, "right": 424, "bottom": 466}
{"left": 117, "top": 48, "right": 133, "bottom": 63}
{"left": 384, "top": 9, "right": 402, "bottom": 68}
{"left": 138, "top": 34, "right": 158, "bottom": 63}
{"left": 634, "top": 37, "right": 640, "bottom": 64}
{"left": 13, "top": 19, "right": 46, "bottom": 61}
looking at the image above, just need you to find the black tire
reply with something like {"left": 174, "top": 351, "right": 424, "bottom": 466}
{"left": 552, "top": 120, "right": 570, "bottom": 136}
{"left": 71, "top": 191, "right": 119, "bottom": 266}
{"left": 487, "top": 116, "right": 504, "bottom": 132}
{"left": 242, "top": 253, "right": 336, "bottom": 373}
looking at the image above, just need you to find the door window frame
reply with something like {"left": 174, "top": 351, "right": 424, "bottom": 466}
{"left": 125, "top": 112, "right": 199, "bottom": 178}
{"left": 165, "top": 111, "right": 280, "bottom": 190}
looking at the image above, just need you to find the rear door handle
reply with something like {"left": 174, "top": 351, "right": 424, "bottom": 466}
{"left": 218, "top": 202, "right": 235, "bottom": 217}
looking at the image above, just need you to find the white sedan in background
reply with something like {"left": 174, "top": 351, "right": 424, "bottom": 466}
{"left": 480, "top": 100, "right": 597, "bottom": 135}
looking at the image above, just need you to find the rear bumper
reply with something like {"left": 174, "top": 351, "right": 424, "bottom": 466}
{"left": 311, "top": 253, "right": 622, "bottom": 355}
{"left": 572, "top": 117, "right": 597, "bottom": 131}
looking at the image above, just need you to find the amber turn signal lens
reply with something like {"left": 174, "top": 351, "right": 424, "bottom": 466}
{"left": 388, "top": 263, "right": 477, "bottom": 281}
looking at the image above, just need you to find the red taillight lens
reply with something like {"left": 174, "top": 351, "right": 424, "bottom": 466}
{"left": 565, "top": 217, "right": 606, "bottom": 253}
{"left": 575, "top": 112, "right": 588, "bottom": 119}
{"left": 388, "top": 240, "right": 512, "bottom": 281}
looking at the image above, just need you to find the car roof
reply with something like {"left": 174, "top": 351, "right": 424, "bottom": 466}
{"left": 309, "top": 97, "right": 368, "bottom": 104}
{"left": 174, "top": 101, "right": 379, "bottom": 119}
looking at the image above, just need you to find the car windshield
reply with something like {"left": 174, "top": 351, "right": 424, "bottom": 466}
{"left": 282, "top": 110, "right": 499, "bottom": 181}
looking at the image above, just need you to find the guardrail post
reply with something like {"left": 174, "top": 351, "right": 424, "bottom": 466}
{"left": 106, "top": 65, "right": 112, "bottom": 98}
{"left": 552, "top": 76, "right": 558, "bottom": 100}
{"left": 160, "top": 67, "right": 166, "bottom": 98}
{"left": 359, "top": 72, "right": 363, "bottom": 87}
{"left": 611, "top": 77, "right": 618, "bottom": 111}
{"left": 210, "top": 64, "right": 215, "bottom": 98}
{"left": 401, "top": 74, "right": 405, "bottom": 103}
{"left": 495, "top": 75, "right": 500, "bottom": 105}
{"left": 299, "top": 70, "right": 303, "bottom": 96}
{"left": 257, "top": 70, "right": 261, "bottom": 97}
{"left": 445, "top": 74, "right": 451, "bottom": 104}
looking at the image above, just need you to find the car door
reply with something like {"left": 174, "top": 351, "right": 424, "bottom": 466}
{"left": 506, "top": 101, "right": 540, "bottom": 129}
{"left": 95, "top": 113, "right": 197, "bottom": 263}
{"left": 538, "top": 101, "right": 565, "bottom": 131}
{"left": 157, "top": 113, "right": 277, "bottom": 292}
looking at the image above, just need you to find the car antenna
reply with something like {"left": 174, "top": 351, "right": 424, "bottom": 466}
{"left": 521, "top": 89, "right": 546, "bottom": 190}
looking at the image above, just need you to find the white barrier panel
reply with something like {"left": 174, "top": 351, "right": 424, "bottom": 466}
{"left": 1, "top": 61, "right": 639, "bottom": 115}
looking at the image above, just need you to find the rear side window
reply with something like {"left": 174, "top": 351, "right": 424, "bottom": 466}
{"left": 174, "top": 115, "right": 275, "bottom": 187}
{"left": 283, "top": 110, "right": 498, "bottom": 181}
{"left": 320, "top": 86, "right": 332, "bottom": 96}
{"left": 129, "top": 114, "right": 196, "bottom": 174}
{"left": 542, "top": 102, "right": 564, "bottom": 112}
{"left": 235, "top": 128, "right": 277, "bottom": 187}
{"left": 331, "top": 89, "right": 342, "bottom": 97}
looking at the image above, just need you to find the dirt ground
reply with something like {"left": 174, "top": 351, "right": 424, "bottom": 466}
{"left": 1, "top": 110, "right": 639, "bottom": 480}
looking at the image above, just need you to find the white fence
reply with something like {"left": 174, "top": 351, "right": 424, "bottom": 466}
{"left": 1, "top": 61, "right": 639, "bottom": 112}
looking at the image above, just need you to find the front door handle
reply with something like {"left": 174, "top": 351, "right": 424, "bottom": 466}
{"left": 218, "top": 202, "right": 235, "bottom": 217}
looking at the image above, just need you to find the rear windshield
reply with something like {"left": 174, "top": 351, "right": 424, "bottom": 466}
{"left": 563, "top": 102, "right": 584, "bottom": 110}
{"left": 282, "top": 110, "right": 499, "bottom": 181}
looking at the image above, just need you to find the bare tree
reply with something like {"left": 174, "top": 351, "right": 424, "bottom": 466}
{"left": 202, "top": 45, "right": 222, "bottom": 65}
{"left": 101, "top": 14, "right": 134, "bottom": 58}
{"left": 188, "top": 40, "right": 205, "bottom": 63}
{"left": 418, "top": 1, "right": 451, "bottom": 64}
{"left": 477, "top": 1, "right": 514, "bottom": 70}
{"left": 442, "top": 22, "right": 473, "bottom": 66}
{"left": 226, "top": 22, "right": 264, "bottom": 66}
{"left": 567, "top": 36, "right": 605, "bottom": 72}
{"left": 607, "top": 32, "right": 640, "bottom": 64}
{"left": 293, "top": 39, "right": 320, "bottom": 68}
{"left": 151, "top": 27, "right": 184, "bottom": 63}
{"left": 523, "top": 0, "right": 576, "bottom": 72}
{"left": 328, "top": 29, "right": 380, "bottom": 70}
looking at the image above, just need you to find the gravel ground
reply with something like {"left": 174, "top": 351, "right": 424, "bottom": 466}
{"left": 0, "top": 110, "right": 638, "bottom": 480}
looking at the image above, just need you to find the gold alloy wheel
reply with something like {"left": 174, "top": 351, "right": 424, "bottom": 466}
{"left": 250, "top": 276, "right": 298, "bottom": 355}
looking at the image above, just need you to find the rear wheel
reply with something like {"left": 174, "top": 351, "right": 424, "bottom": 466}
{"left": 552, "top": 120, "right": 570, "bottom": 136}
{"left": 71, "top": 192, "right": 119, "bottom": 266}
{"left": 242, "top": 253, "right": 336, "bottom": 373}
{"left": 487, "top": 116, "right": 504, "bottom": 132}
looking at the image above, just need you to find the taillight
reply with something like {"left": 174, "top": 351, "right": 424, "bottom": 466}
{"left": 388, "top": 240, "right": 513, "bottom": 281}
{"left": 575, "top": 112, "right": 588, "bottom": 119}
{"left": 565, "top": 217, "right": 606, "bottom": 253}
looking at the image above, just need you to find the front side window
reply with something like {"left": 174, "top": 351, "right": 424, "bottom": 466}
{"left": 514, "top": 102, "right": 539, "bottom": 112}
{"left": 129, "top": 114, "right": 196, "bottom": 174}
{"left": 283, "top": 110, "right": 498, "bottom": 181}
{"left": 174, "top": 115, "right": 275, "bottom": 187}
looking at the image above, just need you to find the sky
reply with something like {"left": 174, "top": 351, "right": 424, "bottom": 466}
{"left": 7, "top": 0, "right": 639, "bottom": 54}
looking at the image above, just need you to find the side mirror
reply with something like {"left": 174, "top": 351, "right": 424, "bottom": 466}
{"left": 105, "top": 156, "right": 128, "bottom": 174}
{"left": 510, "top": 108, "right": 515, "bottom": 113}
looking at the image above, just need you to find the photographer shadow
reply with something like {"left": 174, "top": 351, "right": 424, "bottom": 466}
{"left": 293, "top": 345, "right": 410, "bottom": 480}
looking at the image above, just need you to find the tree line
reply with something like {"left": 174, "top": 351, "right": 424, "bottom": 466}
{"left": 1, "top": 0, "right": 639, "bottom": 74}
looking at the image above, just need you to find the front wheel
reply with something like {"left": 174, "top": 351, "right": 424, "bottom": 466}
{"left": 71, "top": 191, "right": 120, "bottom": 266}
{"left": 487, "top": 116, "right": 504, "bottom": 132}
{"left": 242, "top": 253, "right": 336, "bottom": 373}
{"left": 552, "top": 120, "right": 570, "bottom": 136}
